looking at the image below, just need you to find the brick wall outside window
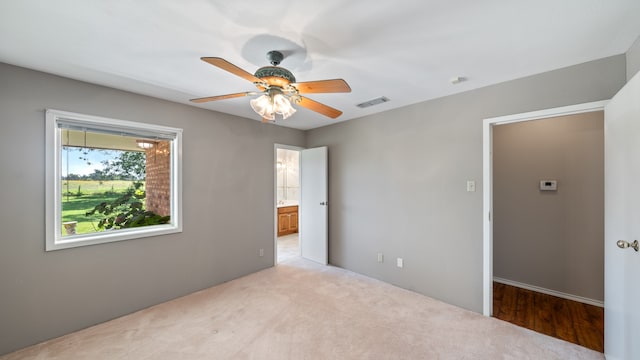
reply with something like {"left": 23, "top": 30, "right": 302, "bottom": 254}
{"left": 145, "top": 141, "right": 171, "bottom": 217}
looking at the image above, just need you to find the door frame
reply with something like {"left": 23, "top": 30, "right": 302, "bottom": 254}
{"left": 274, "top": 143, "right": 304, "bottom": 266}
{"left": 481, "top": 100, "right": 608, "bottom": 316}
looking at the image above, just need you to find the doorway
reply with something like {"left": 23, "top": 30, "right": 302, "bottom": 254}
{"left": 273, "top": 145, "right": 330, "bottom": 266}
{"left": 482, "top": 101, "right": 607, "bottom": 350}
{"left": 274, "top": 145, "right": 302, "bottom": 263}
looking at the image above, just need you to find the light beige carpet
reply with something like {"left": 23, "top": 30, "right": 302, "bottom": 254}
{"left": 1, "top": 256, "right": 603, "bottom": 360}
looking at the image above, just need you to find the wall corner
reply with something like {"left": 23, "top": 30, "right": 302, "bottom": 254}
{"left": 626, "top": 35, "right": 640, "bottom": 81}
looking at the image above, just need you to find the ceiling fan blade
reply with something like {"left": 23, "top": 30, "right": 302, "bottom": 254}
{"left": 296, "top": 96, "right": 343, "bottom": 119}
{"left": 190, "top": 92, "right": 254, "bottom": 103}
{"left": 292, "top": 79, "right": 351, "bottom": 94}
{"left": 201, "top": 57, "right": 263, "bottom": 84}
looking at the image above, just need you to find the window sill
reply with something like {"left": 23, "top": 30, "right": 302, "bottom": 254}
{"left": 46, "top": 224, "right": 182, "bottom": 251}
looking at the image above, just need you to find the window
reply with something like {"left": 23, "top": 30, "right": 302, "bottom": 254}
{"left": 45, "top": 109, "right": 182, "bottom": 251}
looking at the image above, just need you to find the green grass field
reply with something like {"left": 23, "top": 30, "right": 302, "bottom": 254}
{"left": 61, "top": 180, "right": 133, "bottom": 196}
{"left": 61, "top": 180, "right": 143, "bottom": 235}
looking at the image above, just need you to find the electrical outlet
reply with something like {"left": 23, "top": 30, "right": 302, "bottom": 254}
{"left": 397, "top": 258, "right": 404, "bottom": 268}
{"left": 377, "top": 253, "right": 384, "bottom": 263}
{"left": 259, "top": 248, "right": 264, "bottom": 257}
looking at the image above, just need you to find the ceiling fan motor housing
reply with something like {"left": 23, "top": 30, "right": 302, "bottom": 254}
{"left": 254, "top": 66, "right": 296, "bottom": 88}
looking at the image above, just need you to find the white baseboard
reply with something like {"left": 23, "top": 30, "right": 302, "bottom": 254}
{"left": 493, "top": 277, "right": 604, "bottom": 308}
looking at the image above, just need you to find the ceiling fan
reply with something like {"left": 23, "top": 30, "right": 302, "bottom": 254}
{"left": 190, "top": 51, "right": 351, "bottom": 122}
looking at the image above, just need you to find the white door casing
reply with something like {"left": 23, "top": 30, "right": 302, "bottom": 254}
{"left": 300, "top": 146, "right": 329, "bottom": 265}
{"left": 604, "top": 72, "right": 640, "bottom": 360}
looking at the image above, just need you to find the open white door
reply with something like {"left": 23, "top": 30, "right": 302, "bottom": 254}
{"left": 604, "top": 72, "right": 640, "bottom": 360}
{"left": 300, "top": 146, "right": 328, "bottom": 265}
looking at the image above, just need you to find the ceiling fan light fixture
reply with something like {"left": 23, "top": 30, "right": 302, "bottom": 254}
{"left": 250, "top": 88, "right": 297, "bottom": 121}
{"left": 250, "top": 94, "right": 275, "bottom": 120}
{"left": 279, "top": 105, "right": 296, "bottom": 119}
{"left": 273, "top": 93, "right": 296, "bottom": 119}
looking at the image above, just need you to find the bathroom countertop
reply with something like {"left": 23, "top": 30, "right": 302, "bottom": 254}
{"left": 276, "top": 201, "right": 299, "bottom": 208}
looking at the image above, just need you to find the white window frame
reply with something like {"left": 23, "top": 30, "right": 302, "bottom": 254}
{"left": 45, "top": 109, "right": 183, "bottom": 251}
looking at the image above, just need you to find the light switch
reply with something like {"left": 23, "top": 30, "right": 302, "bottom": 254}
{"left": 467, "top": 180, "right": 476, "bottom": 192}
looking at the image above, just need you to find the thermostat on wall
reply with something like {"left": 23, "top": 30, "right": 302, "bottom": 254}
{"left": 540, "top": 180, "right": 557, "bottom": 191}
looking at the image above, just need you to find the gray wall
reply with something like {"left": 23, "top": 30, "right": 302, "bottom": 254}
{"left": 627, "top": 35, "right": 640, "bottom": 81}
{"left": 0, "top": 62, "right": 304, "bottom": 355}
{"left": 306, "top": 55, "right": 625, "bottom": 312}
{"left": 493, "top": 112, "right": 604, "bottom": 301}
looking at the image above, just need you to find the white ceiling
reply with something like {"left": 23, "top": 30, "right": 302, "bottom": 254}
{"left": 1, "top": 1, "right": 639, "bottom": 130}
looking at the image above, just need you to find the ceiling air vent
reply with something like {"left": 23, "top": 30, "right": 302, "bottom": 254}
{"left": 356, "top": 96, "right": 390, "bottom": 109}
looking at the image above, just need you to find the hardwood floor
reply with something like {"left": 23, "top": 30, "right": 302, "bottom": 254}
{"left": 492, "top": 282, "right": 604, "bottom": 353}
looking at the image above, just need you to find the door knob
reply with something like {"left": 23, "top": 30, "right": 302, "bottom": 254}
{"left": 320, "top": 201, "right": 328, "bottom": 206}
{"left": 617, "top": 240, "right": 639, "bottom": 252}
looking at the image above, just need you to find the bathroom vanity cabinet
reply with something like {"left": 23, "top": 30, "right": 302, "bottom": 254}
{"left": 277, "top": 205, "right": 298, "bottom": 237}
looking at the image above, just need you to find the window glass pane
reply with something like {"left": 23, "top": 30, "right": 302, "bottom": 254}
{"left": 59, "top": 128, "right": 172, "bottom": 237}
